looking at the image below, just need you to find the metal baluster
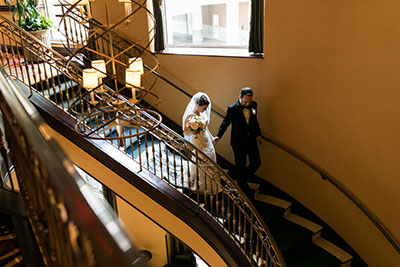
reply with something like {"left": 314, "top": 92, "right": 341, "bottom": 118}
{"left": 195, "top": 150, "right": 200, "bottom": 205}
{"left": 158, "top": 138, "right": 163, "bottom": 178}
{"left": 238, "top": 204, "right": 242, "bottom": 246}
{"left": 3, "top": 33, "right": 12, "bottom": 77}
{"left": 180, "top": 152, "right": 184, "bottom": 192}
{"left": 137, "top": 129, "right": 142, "bottom": 171}
{"left": 57, "top": 72, "right": 67, "bottom": 110}
{"left": 128, "top": 127, "right": 133, "bottom": 158}
{"left": 233, "top": 200, "right": 237, "bottom": 240}
{"left": 172, "top": 149, "right": 177, "bottom": 188}
{"left": 250, "top": 213, "right": 254, "bottom": 258}
{"left": 66, "top": 15, "right": 75, "bottom": 51}
{"left": 186, "top": 149, "right": 191, "bottom": 198}
{"left": 40, "top": 52, "right": 51, "bottom": 98}
{"left": 227, "top": 194, "right": 231, "bottom": 232}
{"left": 203, "top": 162, "right": 208, "bottom": 211}
{"left": 165, "top": 140, "right": 170, "bottom": 183}
{"left": 60, "top": 6, "right": 71, "bottom": 51}
{"left": 151, "top": 134, "right": 156, "bottom": 174}
{"left": 215, "top": 180, "right": 220, "bottom": 221}
{"left": 255, "top": 235, "right": 260, "bottom": 266}
{"left": 48, "top": 66, "right": 58, "bottom": 105}
{"left": 8, "top": 36, "right": 19, "bottom": 80}
{"left": 72, "top": 19, "right": 81, "bottom": 50}
{"left": 260, "top": 241, "right": 265, "bottom": 267}
{"left": 0, "top": 34, "right": 6, "bottom": 68}
{"left": 144, "top": 134, "right": 149, "bottom": 170}
{"left": 11, "top": 34, "right": 25, "bottom": 83}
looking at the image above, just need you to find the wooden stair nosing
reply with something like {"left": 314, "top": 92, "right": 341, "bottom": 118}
{"left": 313, "top": 237, "right": 353, "bottom": 263}
{"left": 254, "top": 192, "right": 292, "bottom": 210}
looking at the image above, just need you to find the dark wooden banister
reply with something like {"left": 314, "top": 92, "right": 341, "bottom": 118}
{"left": 0, "top": 68, "right": 147, "bottom": 266}
{"left": 149, "top": 66, "right": 400, "bottom": 255}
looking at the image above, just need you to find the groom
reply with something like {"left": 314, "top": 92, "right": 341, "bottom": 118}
{"left": 214, "top": 87, "right": 262, "bottom": 196}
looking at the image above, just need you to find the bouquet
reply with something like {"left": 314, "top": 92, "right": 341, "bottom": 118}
{"left": 187, "top": 115, "right": 205, "bottom": 137}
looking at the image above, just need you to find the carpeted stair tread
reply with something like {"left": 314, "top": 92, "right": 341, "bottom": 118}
{"left": 257, "top": 182, "right": 297, "bottom": 204}
{"left": 284, "top": 241, "right": 342, "bottom": 267}
{"left": 253, "top": 199, "right": 286, "bottom": 224}
{"left": 0, "top": 235, "right": 19, "bottom": 255}
{"left": 268, "top": 219, "right": 314, "bottom": 253}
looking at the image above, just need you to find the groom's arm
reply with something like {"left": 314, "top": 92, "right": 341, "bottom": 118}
{"left": 216, "top": 106, "right": 233, "bottom": 139}
{"left": 253, "top": 102, "right": 262, "bottom": 145}
{"left": 253, "top": 102, "right": 261, "bottom": 137}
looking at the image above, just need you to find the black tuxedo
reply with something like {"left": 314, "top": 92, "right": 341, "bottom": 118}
{"left": 217, "top": 100, "right": 261, "bottom": 195}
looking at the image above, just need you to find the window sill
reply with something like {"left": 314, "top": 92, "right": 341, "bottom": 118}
{"left": 156, "top": 47, "right": 263, "bottom": 59}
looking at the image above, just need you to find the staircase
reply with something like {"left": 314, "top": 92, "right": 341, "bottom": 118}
{"left": 0, "top": 3, "right": 386, "bottom": 265}
{"left": 245, "top": 180, "right": 355, "bottom": 267}
{"left": 0, "top": 212, "right": 24, "bottom": 267}
{"left": 25, "top": 73, "right": 365, "bottom": 266}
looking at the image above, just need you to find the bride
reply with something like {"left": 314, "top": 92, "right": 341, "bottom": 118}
{"left": 182, "top": 92, "right": 219, "bottom": 193}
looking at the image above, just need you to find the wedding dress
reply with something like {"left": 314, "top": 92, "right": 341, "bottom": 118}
{"left": 183, "top": 93, "right": 219, "bottom": 193}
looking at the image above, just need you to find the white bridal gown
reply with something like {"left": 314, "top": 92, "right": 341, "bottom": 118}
{"left": 184, "top": 112, "right": 219, "bottom": 193}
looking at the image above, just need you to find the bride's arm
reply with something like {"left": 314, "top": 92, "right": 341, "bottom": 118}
{"left": 207, "top": 127, "right": 214, "bottom": 140}
{"left": 183, "top": 115, "right": 194, "bottom": 135}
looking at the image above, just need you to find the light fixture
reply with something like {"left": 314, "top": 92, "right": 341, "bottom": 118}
{"left": 62, "top": 0, "right": 163, "bottom": 141}
{"left": 83, "top": 68, "right": 99, "bottom": 104}
{"left": 128, "top": 57, "right": 144, "bottom": 75}
{"left": 125, "top": 69, "right": 141, "bottom": 103}
{"left": 91, "top": 60, "right": 107, "bottom": 93}
{"left": 118, "top": 0, "right": 132, "bottom": 23}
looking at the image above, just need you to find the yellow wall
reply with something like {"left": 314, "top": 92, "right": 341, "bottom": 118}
{"left": 141, "top": 1, "right": 400, "bottom": 266}
{"left": 117, "top": 197, "right": 167, "bottom": 267}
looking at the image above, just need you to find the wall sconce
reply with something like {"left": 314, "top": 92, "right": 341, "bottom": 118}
{"left": 83, "top": 68, "right": 99, "bottom": 104}
{"left": 125, "top": 69, "right": 141, "bottom": 104}
{"left": 118, "top": 0, "right": 132, "bottom": 23}
{"left": 91, "top": 60, "right": 107, "bottom": 93}
{"left": 128, "top": 57, "right": 144, "bottom": 75}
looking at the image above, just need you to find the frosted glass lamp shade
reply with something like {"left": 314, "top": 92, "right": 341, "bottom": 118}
{"left": 83, "top": 69, "right": 99, "bottom": 89}
{"left": 91, "top": 60, "right": 107, "bottom": 78}
{"left": 125, "top": 69, "right": 141, "bottom": 88}
{"left": 128, "top": 57, "right": 144, "bottom": 75}
{"left": 73, "top": 0, "right": 89, "bottom": 5}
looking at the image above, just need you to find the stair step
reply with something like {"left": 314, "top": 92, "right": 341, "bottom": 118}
{"left": 4, "top": 254, "right": 23, "bottom": 267}
{"left": 253, "top": 199, "right": 286, "bottom": 224}
{"left": 285, "top": 213, "right": 322, "bottom": 235}
{"left": 254, "top": 192, "right": 291, "bottom": 210}
{"left": 314, "top": 237, "right": 353, "bottom": 265}
{"left": 0, "top": 248, "right": 20, "bottom": 261}
{"left": 284, "top": 241, "right": 342, "bottom": 267}
{"left": 269, "top": 219, "right": 314, "bottom": 253}
{"left": 0, "top": 234, "right": 17, "bottom": 241}
{"left": 247, "top": 182, "right": 260, "bottom": 191}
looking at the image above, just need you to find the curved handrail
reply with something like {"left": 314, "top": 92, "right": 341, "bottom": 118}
{"left": 0, "top": 68, "right": 147, "bottom": 266}
{"left": 150, "top": 65, "right": 400, "bottom": 256}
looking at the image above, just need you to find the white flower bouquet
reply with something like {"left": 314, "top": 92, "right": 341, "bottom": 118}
{"left": 187, "top": 115, "right": 205, "bottom": 136}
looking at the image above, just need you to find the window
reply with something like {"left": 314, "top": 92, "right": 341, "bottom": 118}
{"left": 162, "top": 0, "right": 252, "bottom": 55}
{"left": 44, "top": 0, "right": 67, "bottom": 43}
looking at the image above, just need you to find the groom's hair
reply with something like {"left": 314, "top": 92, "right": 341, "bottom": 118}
{"left": 196, "top": 94, "right": 210, "bottom": 106}
{"left": 240, "top": 87, "right": 253, "bottom": 97}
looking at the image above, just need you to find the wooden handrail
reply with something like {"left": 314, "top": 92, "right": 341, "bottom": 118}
{"left": 0, "top": 68, "right": 147, "bottom": 266}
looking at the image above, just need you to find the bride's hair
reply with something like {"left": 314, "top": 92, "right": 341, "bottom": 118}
{"left": 183, "top": 92, "right": 211, "bottom": 131}
{"left": 196, "top": 94, "right": 210, "bottom": 106}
